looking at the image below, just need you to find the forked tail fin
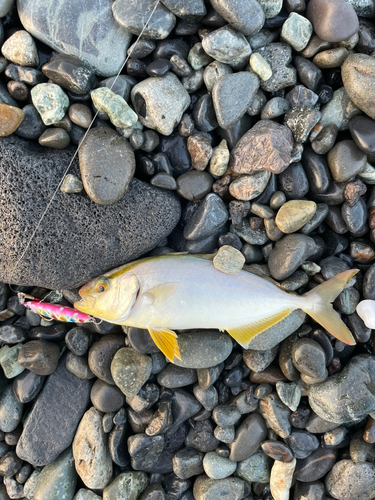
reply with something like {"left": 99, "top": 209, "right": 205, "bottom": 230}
{"left": 301, "top": 269, "right": 359, "bottom": 345}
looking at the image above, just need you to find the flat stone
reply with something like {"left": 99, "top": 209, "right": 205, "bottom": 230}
{"left": 173, "top": 449, "right": 204, "bottom": 480}
{"left": 306, "top": 0, "right": 359, "bottom": 42}
{"left": 16, "top": 355, "right": 92, "bottom": 466}
{"left": 327, "top": 140, "right": 367, "bottom": 182}
{"left": 212, "top": 72, "right": 259, "bottom": 129}
{"left": 173, "top": 330, "right": 232, "bottom": 369}
{"left": 31, "top": 83, "right": 69, "bottom": 126}
{"left": 284, "top": 105, "right": 321, "bottom": 143}
{"left": 229, "top": 413, "right": 267, "bottom": 461}
{"left": 275, "top": 200, "right": 316, "bottom": 233}
{"left": 201, "top": 26, "right": 252, "bottom": 70}
{"left": 213, "top": 246, "right": 245, "bottom": 275}
{"left": 230, "top": 120, "right": 294, "bottom": 175}
{"left": 193, "top": 475, "right": 250, "bottom": 500}
{"left": 268, "top": 233, "right": 317, "bottom": 280}
{"left": 292, "top": 338, "right": 327, "bottom": 378}
{"left": 295, "top": 447, "right": 338, "bottom": 482}
{"left": 0, "top": 136, "right": 180, "bottom": 289}
{"left": 259, "top": 393, "right": 291, "bottom": 438}
{"left": 103, "top": 471, "right": 149, "bottom": 500}
{"left": 285, "top": 430, "right": 319, "bottom": 459}
{"left": 209, "top": 0, "right": 265, "bottom": 35}
{"left": 0, "top": 344, "right": 24, "bottom": 379}
{"left": 257, "top": 43, "right": 297, "bottom": 92}
{"left": 281, "top": 13, "right": 313, "bottom": 51}
{"left": 313, "top": 47, "right": 349, "bottom": 68}
{"left": 18, "top": 0, "right": 132, "bottom": 77}
{"left": 326, "top": 460, "right": 375, "bottom": 500}
{"left": 33, "top": 448, "right": 76, "bottom": 500}
{"left": 1, "top": 30, "right": 38, "bottom": 67}
{"left": 91, "top": 88, "right": 138, "bottom": 129}
{"left": 342, "top": 54, "right": 375, "bottom": 120}
{"left": 39, "top": 128, "right": 70, "bottom": 150}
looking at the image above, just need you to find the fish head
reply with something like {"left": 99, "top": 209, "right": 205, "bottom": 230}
{"left": 74, "top": 271, "right": 139, "bottom": 323}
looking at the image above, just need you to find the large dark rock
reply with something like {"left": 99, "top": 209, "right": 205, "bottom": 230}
{"left": 16, "top": 355, "right": 92, "bottom": 466}
{"left": 0, "top": 136, "right": 181, "bottom": 289}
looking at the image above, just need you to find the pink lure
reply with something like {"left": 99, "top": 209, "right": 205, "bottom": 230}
{"left": 24, "top": 300, "right": 95, "bottom": 324}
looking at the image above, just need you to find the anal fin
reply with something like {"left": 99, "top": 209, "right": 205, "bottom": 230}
{"left": 148, "top": 328, "right": 182, "bottom": 362}
{"left": 226, "top": 309, "right": 292, "bottom": 348}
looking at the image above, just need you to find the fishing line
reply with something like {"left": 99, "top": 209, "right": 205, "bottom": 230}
{"left": 9, "top": 0, "right": 161, "bottom": 281}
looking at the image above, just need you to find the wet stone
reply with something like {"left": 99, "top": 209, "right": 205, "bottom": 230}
{"left": 328, "top": 140, "right": 367, "bottom": 183}
{"left": 350, "top": 115, "right": 375, "bottom": 155}
{"left": 42, "top": 54, "right": 94, "bottom": 95}
{"left": 193, "top": 94, "right": 218, "bottom": 133}
{"left": 177, "top": 171, "right": 214, "bottom": 202}
{"left": 69, "top": 104, "right": 92, "bottom": 129}
{"left": 259, "top": 393, "right": 291, "bottom": 438}
{"left": 202, "top": 26, "right": 252, "bottom": 70}
{"left": 285, "top": 430, "right": 320, "bottom": 459}
{"left": 261, "top": 440, "right": 294, "bottom": 462}
{"left": 268, "top": 234, "right": 317, "bottom": 280}
{"left": 173, "top": 449, "right": 204, "bottom": 480}
{"left": 257, "top": 43, "right": 297, "bottom": 92}
{"left": 183, "top": 193, "right": 228, "bottom": 241}
{"left": 39, "top": 128, "right": 70, "bottom": 149}
{"left": 187, "top": 134, "right": 212, "bottom": 171}
{"left": 311, "top": 124, "right": 338, "bottom": 155}
{"left": 294, "top": 447, "right": 338, "bottom": 482}
{"left": 364, "top": 263, "right": 375, "bottom": 300}
{"left": 344, "top": 180, "right": 367, "bottom": 207}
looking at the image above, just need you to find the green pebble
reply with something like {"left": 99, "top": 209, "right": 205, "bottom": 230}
{"left": 103, "top": 471, "right": 149, "bottom": 500}
{"left": 236, "top": 449, "right": 271, "bottom": 483}
{"left": 0, "top": 344, "right": 24, "bottom": 378}
{"left": 91, "top": 87, "right": 138, "bottom": 129}
{"left": 34, "top": 448, "right": 77, "bottom": 500}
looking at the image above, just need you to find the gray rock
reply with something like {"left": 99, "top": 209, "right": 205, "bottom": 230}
{"left": 203, "top": 452, "right": 237, "bottom": 479}
{"left": 350, "top": 429, "right": 375, "bottom": 464}
{"left": 268, "top": 234, "right": 317, "bottom": 280}
{"left": 74, "top": 490, "right": 102, "bottom": 500}
{"left": 281, "top": 13, "right": 313, "bottom": 52}
{"left": 292, "top": 339, "right": 327, "bottom": 378}
{"left": 0, "top": 0, "right": 13, "bottom": 17}
{"left": 157, "top": 365, "right": 197, "bottom": 389}
{"left": 326, "top": 460, "right": 375, "bottom": 500}
{"left": 307, "top": 0, "right": 360, "bottom": 42}
{"left": 209, "top": 0, "right": 265, "bottom": 35}
{"left": 257, "top": 43, "right": 297, "bottom": 92}
{"left": 78, "top": 128, "right": 135, "bottom": 205}
{"left": 128, "top": 434, "right": 164, "bottom": 472}
{"left": 229, "top": 413, "right": 267, "bottom": 461}
{"left": 112, "top": 0, "right": 176, "bottom": 39}
{"left": 328, "top": 140, "right": 367, "bottom": 182}
{"left": 201, "top": 26, "right": 252, "bottom": 70}
{"left": 173, "top": 330, "right": 232, "bottom": 369}
{"left": 293, "top": 481, "right": 325, "bottom": 500}
{"left": 342, "top": 54, "right": 375, "bottom": 120}
{"left": 193, "top": 384, "right": 218, "bottom": 411}
{"left": 103, "top": 471, "right": 149, "bottom": 500}
{"left": 193, "top": 475, "right": 250, "bottom": 500}
{"left": 212, "top": 72, "right": 259, "bottom": 129}
{"left": 0, "top": 385, "right": 23, "bottom": 433}
{"left": 173, "top": 448, "right": 204, "bottom": 480}
{"left": 320, "top": 87, "right": 360, "bottom": 131}
{"left": 18, "top": 0, "right": 132, "bottom": 77}
{"left": 230, "top": 219, "right": 269, "bottom": 245}
{"left": 131, "top": 73, "right": 190, "bottom": 135}
{"left": 183, "top": 194, "right": 228, "bottom": 241}
{"left": 161, "top": 0, "right": 206, "bottom": 20}
{"left": 259, "top": 393, "right": 291, "bottom": 438}
{"left": 284, "top": 105, "right": 321, "bottom": 143}
{"left": 16, "top": 356, "right": 92, "bottom": 466}
{"left": 229, "top": 171, "right": 271, "bottom": 201}
{"left": 42, "top": 54, "right": 95, "bottom": 95}
{"left": 34, "top": 448, "right": 77, "bottom": 500}
{"left": 261, "top": 97, "right": 290, "bottom": 120}
{"left": 0, "top": 136, "right": 180, "bottom": 289}
{"left": 309, "top": 354, "right": 375, "bottom": 424}
{"left": 1, "top": 30, "right": 38, "bottom": 67}
{"left": 230, "top": 120, "right": 294, "bottom": 175}
{"left": 276, "top": 381, "right": 301, "bottom": 411}
{"left": 111, "top": 348, "right": 152, "bottom": 398}
{"left": 236, "top": 449, "right": 271, "bottom": 483}
{"left": 243, "top": 346, "right": 278, "bottom": 372}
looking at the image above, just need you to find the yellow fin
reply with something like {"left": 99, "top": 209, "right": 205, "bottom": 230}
{"left": 148, "top": 328, "right": 182, "bottom": 362}
{"left": 144, "top": 282, "right": 181, "bottom": 305}
{"left": 226, "top": 309, "right": 292, "bottom": 348}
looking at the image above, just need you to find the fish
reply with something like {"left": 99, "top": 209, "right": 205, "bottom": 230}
{"left": 74, "top": 253, "right": 358, "bottom": 362}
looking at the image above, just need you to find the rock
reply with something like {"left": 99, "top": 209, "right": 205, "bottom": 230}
{"left": 326, "top": 459, "right": 375, "bottom": 500}
{"left": 284, "top": 105, "right": 321, "bottom": 143}
{"left": 276, "top": 381, "right": 301, "bottom": 411}
{"left": 88, "top": 335, "right": 125, "bottom": 385}
{"left": 295, "top": 447, "right": 338, "bottom": 482}
{"left": 268, "top": 233, "right": 317, "bottom": 280}
{"left": 357, "top": 300, "right": 375, "bottom": 328}
{"left": 261, "top": 97, "right": 290, "bottom": 120}
{"left": 342, "top": 197, "right": 367, "bottom": 233}
{"left": 17, "top": 340, "right": 59, "bottom": 376}
{"left": 34, "top": 448, "right": 77, "bottom": 500}
{"left": 342, "top": 54, "right": 375, "bottom": 120}
{"left": 328, "top": 140, "right": 367, "bottom": 182}
{"left": 230, "top": 120, "right": 294, "bottom": 175}
{"left": 364, "top": 264, "right": 375, "bottom": 300}
{"left": 173, "top": 449, "right": 204, "bottom": 480}
{"left": 257, "top": 43, "right": 297, "bottom": 92}
{"left": 187, "top": 134, "right": 212, "bottom": 171}
{"left": 275, "top": 200, "right": 316, "bottom": 233}
{"left": 13, "top": 369, "right": 45, "bottom": 404}
{"left": 90, "top": 379, "right": 125, "bottom": 412}
{"left": 1, "top": 30, "right": 38, "bottom": 67}
{"left": 78, "top": 127, "right": 135, "bottom": 205}
{"left": 0, "top": 104, "right": 24, "bottom": 137}
{"left": 309, "top": 354, "right": 375, "bottom": 423}
{"left": 203, "top": 452, "right": 237, "bottom": 479}
{"left": 201, "top": 26, "right": 252, "bottom": 70}
{"left": 209, "top": 140, "right": 230, "bottom": 177}
{"left": 103, "top": 471, "right": 149, "bottom": 500}
{"left": 350, "top": 115, "right": 375, "bottom": 155}
{"left": 42, "top": 54, "right": 94, "bottom": 95}
{"left": 111, "top": 348, "right": 152, "bottom": 397}
{"left": 31, "top": 83, "right": 69, "bottom": 126}
{"left": 278, "top": 162, "right": 310, "bottom": 200}
{"left": 74, "top": 490, "right": 102, "bottom": 500}
{"left": 0, "top": 385, "right": 23, "bottom": 433}
{"left": 73, "top": 407, "right": 112, "bottom": 489}
{"left": 176, "top": 171, "right": 214, "bottom": 201}
{"left": 229, "top": 413, "right": 267, "bottom": 461}
{"left": 186, "top": 419, "right": 219, "bottom": 452}
{"left": 184, "top": 193, "right": 228, "bottom": 240}
{"left": 236, "top": 449, "right": 271, "bottom": 483}
{"left": 209, "top": 0, "right": 265, "bottom": 35}
{"left": 173, "top": 330, "right": 232, "bottom": 369}
{"left": 18, "top": 0, "right": 132, "bottom": 76}
{"left": 259, "top": 393, "right": 291, "bottom": 438}
{"left": 292, "top": 339, "right": 326, "bottom": 378}
{"left": 39, "top": 128, "right": 70, "bottom": 149}
{"left": 0, "top": 344, "right": 24, "bottom": 379}
{"left": 16, "top": 356, "right": 92, "bottom": 466}
{"left": 249, "top": 53, "right": 272, "bottom": 81}
{"left": 157, "top": 365, "right": 197, "bottom": 389}
{"left": 91, "top": 88, "right": 138, "bottom": 129}
{"left": 128, "top": 433, "right": 164, "bottom": 471}
{"left": 306, "top": 0, "right": 359, "bottom": 42}
{"left": 193, "top": 475, "right": 250, "bottom": 500}
{"left": 213, "top": 246, "right": 245, "bottom": 275}
{"left": 281, "top": 13, "right": 313, "bottom": 51}
{"left": 212, "top": 72, "right": 259, "bottom": 129}
{"left": 0, "top": 136, "right": 180, "bottom": 289}
{"left": 270, "top": 458, "right": 296, "bottom": 500}
{"left": 229, "top": 171, "right": 271, "bottom": 201}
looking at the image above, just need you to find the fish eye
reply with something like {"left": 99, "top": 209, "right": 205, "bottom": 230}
{"left": 95, "top": 277, "right": 109, "bottom": 293}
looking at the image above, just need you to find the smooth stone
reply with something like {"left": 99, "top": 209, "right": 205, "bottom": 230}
{"left": 157, "top": 365, "right": 197, "bottom": 389}
{"left": 285, "top": 85, "right": 319, "bottom": 107}
{"left": 326, "top": 459, "right": 375, "bottom": 500}
{"left": 131, "top": 73, "right": 190, "bottom": 135}
{"left": 236, "top": 449, "right": 271, "bottom": 483}
{"left": 173, "top": 330, "right": 232, "bottom": 369}
{"left": 320, "top": 87, "right": 360, "bottom": 131}
{"left": 0, "top": 386, "right": 23, "bottom": 433}
{"left": 103, "top": 471, "right": 149, "bottom": 500}
{"left": 281, "top": 12, "right": 313, "bottom": 51}
{"left": 307, "top": 0, "right": 359, "bottom": 42}
{"left": 350, "top": 115, "right": 375, "bottom": 155}
{"left": 209, "top": 0, "right": 265, "bottom": 35}
{"left": 229, "top": 171, "right": 271, "bottom": 201}
{"left": 243, "top": 346, "right": 278, "bottom": 373}
{"left": 313, "top": 47, "right": 349, "bottom": 68}
{"left": 209, "top": 139, "right": 230, "bottom": 177}
{"left": 230, "top": 120, "right": 293, "bottom": 175}
{"left": 203, "top": 452, "right": 237, "bottom": 479}
{"left": 193, "top": 475, "right": 250, "bottom": 500}
{"left": 193, "top": 94, "right": 218, "bottom": 133}
{"left": 79, "top": 127, "right": 135, "bottom": 205}
{"left": 187, "top": 134, "right": 212, "bottom": 171}
{"left": 18, "top": 340, "right": 60, "bottom": 376}
{"left": 213, "top": 246, "right": 245, "bottom": 275}
{"left": 212, "top": 406, "right": 241, "bottom": 427}
{"left": 350, "top": 428, "right": 375, "bottom": 463}
{"left": 342, "top": 198, "right": 367, "bottom": 233}
{"left": 275, "top": 200, "right": 316, "bottom": 233}
{"left": 74, "top": 490, "right": 102, "bottom": 500}
{"left": 0, "top": 104, "right": 24, "bottom": 137}
{"left": 357, "top": 300, "right": 375, "bottom": 328}
{"left": 285, "top": 430, "right": 319, "bottom": 459}
{"left": 16, "top": 356, "right": 91, "bottom": 466}
{"left": 259, "top": 393, "right": 291, "bottom": 438}
{"left": 229, "top": 413, "right": 267, "bottom": 461}
{"left": 1, "top": 30, "right": 38, "bottom": 67}
{"left": 342, "top": 54, "right": 375, "bottom": 120}
{"left": 126, "top": 383, "right": 159, "bottom": 413}
{"left": 302, "top": 148, "right": 331, "bottom": 194}
{"left": 173, "top": 449, "right": 204, "bottom": 480}
{"left": 128, "top": 433, "right": 164, "bottom": 471}
{"left": 150, "top": 173, "right": 177, "bottom": 190}
{"left": 295, "top": 447, "right": 338, "bottom": 482}
{"left": 212, "top": 72, "right": 259, "bottom": 129}
{"left": 0, "top": 0, "right": 13, "bottom": 17}
{"left": 88, "top": 335, "right": 125, "bottom": 385}
{"left": 42, "top": 54, "right": 94, "bottom": 95}
{"left": 66, "top": 353, "right": 95, "bottom": 380}
{"left": 12, "top": 370, "right": 45, "bottom": 404}
{"left": 0, "top": 136, "right": 181, "bottom": 289}
{"left": 309, "top": 354, "right": 375, "bottom": 424}
{"left": 31, "top": 83, "right": 69, "bottom": 126}
{"left": 188, "top": 43, "right": 213, "bottom": 71}
{"left": 161, "top": 0, "right": 206, "bottom": 21}
{"left": 184, "top": 193, "right": 228, "bottom": 240}
{"left": 270, "top": 458, "right": 296, "bottom": 500}
{"left": 39, "top": 128, "right": 70, "bottom": 149}
{"left": 73, "top": 407, "right": 112, "bottom": 489}
{"left": 230, "top": 219, "right": 268, "bottom": 245}
{"left": 276, "top": 381, "right": 301, "bottom": 411}
{"left": 268, "top": 234, "right": 317, "bottom": 280}
{"left": 260, "top": 97, "right": 289, "bottom": 119}
{"left": 257, "top": 42, "right": 297, "bottom": 92}
{"left": 292, "top": 339, "right": 326, "bottom": 378}
{"left": 113, "top": 0, "right": 175, "bottom": 39}
{"left": 203, "top": 62, "right": 232, "bottom": 93}
{"left": 201, "top": 26, "right": 252, "bottom": 70}
{"left": 15, "top": 104, "right": 46, "bottom": 140}
{"left": 34, "top": 448, "right": 77, "bottom": 500}
{"left": 327, "top": 140, "right": 367, "bottom": 182}
{"left": 91, "top": 379, "right": 125, "bottom": 412}
{"left": 0, "top": 451, "right": 22, "bottom": 478}
{"left": 261, "top": 440, "right": 294, "bottom": 462}
{"left": 111, "top": 348, "right": 152, "bottom": 398}
{"left": 293, "top": 56, "right": 323, "bottom": 92}
{"left": 364, "top": 264, "right": 375, "bottom": 300}
{"left": 0, "top": 325, "right": 25, "bottom": 344}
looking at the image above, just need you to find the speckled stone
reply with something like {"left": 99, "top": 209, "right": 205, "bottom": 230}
{"left": 201, "top": 26, "right": 252, "bottom": 70}
{"left": 193, "top": 475, "right": 250, "bottom": 500}
{"left": 213, "top": 245, "right": 245, "bottom": 275}
{"left": 203, "top": 452, "right": 237, "bottom": 479}
{"left": 111, "top": 348, "right": 152, "bottom": 397}
{"left": 103, "top": 471, "right": 149, "bottom": 500}
{"left": 31, "top": 83, "right": 69, "bottom": 126}
{"left": 281, "top": 13, "right": 313, "bottom": 51}
{"left": 34, "top": 448, "right": 77, "bottom": 500}
{"left": 326, "top": 460, "right": 375, "bottom": 500}
{"left": 257, "top": 43, "right": 297, "bottom": 92}
{"left": 91, "top": 88, "right": 138, "bottom": 129}
{"left": 1, "top": 30, "right": 38, "bottom": 67}
{"left": 0, "top": 104, "right": 24, "bottom": 137}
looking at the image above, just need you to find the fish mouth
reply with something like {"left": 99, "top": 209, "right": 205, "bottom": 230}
{"left": 74, "top": 291, "right": 96, "bottom": 312}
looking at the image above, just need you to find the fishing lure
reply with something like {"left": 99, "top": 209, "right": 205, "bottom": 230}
{"left": 18, "top": 293, "right": 97, "bottom": 324}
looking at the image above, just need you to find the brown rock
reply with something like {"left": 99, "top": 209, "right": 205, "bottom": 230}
{"left": 344, "top": 180, "right": 367, "bottom": 207}
{"left": 369, "top": 207, "right": 375, "bottom": 229}
{"left": 187, "top": 134, "right": 212, "bottom": 171}
{"left": 230, "top": 120, "right": 294, "bottom": 175}
{"left": 342, "top": 54, "right": 375, "bottom": 120}
{"left": 250, "top": 366, "right": 287, "bottom": 384}
{"left": 364, "top": 417, "right": 375, "bottom": 444}
{"left": 0, "top": 104, "right": 24, "bottom": 137}
{"left": 306, "top": 0, "right": 359, "bottom": 43}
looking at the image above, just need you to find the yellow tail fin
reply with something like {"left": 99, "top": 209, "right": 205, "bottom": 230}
{"left": 301, "top": 269, "right": 359, "bottom": 345}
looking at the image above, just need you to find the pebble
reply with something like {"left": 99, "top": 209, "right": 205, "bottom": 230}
{"left": 69, "top": 104, "right": 92, "bottom": 129}
{"left": 0, "top": 344, "right": 24, "bottom": 379}
{"left": 17, "top": 340, "right": 59, "bottom": 376}
{"left": 257, "top": 42, "right": 297, "bottom": 92}
{"left": 292, "top": 338, "right": 326, "bottom": 378}
{"left": 229, "top": 413, "right": 267, "bottom": 461}
{"left": 188, "top": 43, "right": 213, "bottom": 71}
{"left": 74, "top": 490, "right": 102, "bottom": 500}
{"left": 213, "top": 245, "right": 245, "bottom": 275}
{"left": 276, "top": 381, "right": 301, "bottom": 411}
{"left": 229, "top": 171, "right": 271, "bottom": 201}
{"left": 201, "top": 26, "right": 252, "bottom": 69}
{"left": 260, "top": 97, "right": 289, "bottom": 120}
{"left": 132, "top": 73, "right": 190, "bottom": 135}
{"left": 350, "top": 115, "right": 375, "bottom": 157}
{"left": 250, "top": 53, "right": 272, "bottom": 81}
{"left": 173, "top": 449, "right": 204, "bottom": 480}
{"left": 268, "top": 233, "right": 317, "bottom": 280}
{"left": 230, "top": 120, "right": 293, "bottom": 175}
{"left": 91, "top": 87, "right": 137, "bottom": 129}
{"left": 357, "top": 300, "right": 375, "bottom": 328}
{"left": 209, "top": 0, "right": 265, "bottom": 35}
{"left": 111, "top": 348, "right": 152, "bottom": 398}
{"left": 209, "top": 139, "right": 229, "bottom": 177}
{"left": 320, "top": 87, "right": 360, "bottom": 132}
{"left": 0, "top": 103, "right": 24, "bottom": 137}
{"left": 88, "top": 335, "right": 125, "bottom": 385}
{"left": 90, "top": 379, "right": 125, "bottom": 413}
{"left": 326, "top": 460, "right": 375, "bottom": 499}
{"left": 42, "top": 54, "right": 94, "bottom": 95}
{"left": 1, "top": 30, "right": 38, "bottom": 67}
{"left": 328, "top": 140, "right": 367, "bottom": 182}
{"left": 15, "top": 104, "right": 46, "bottom": 140}
{"left": 261, "top": 441, "right": 294, "bottom": 462}
{"left": 313, "top": 47, "right": 349, "bottom": 68}
{"left": 286, "top": 430, "right": 319, "bottom": 459}
{"left": 203, "top": 452, "right": 237, "bottom": 479}
{"left": 38, "top": 128, "right": 70, "bottom": 149}
{"left": 342, "top": 54, "right": 375, "bottom": 120}
{"left": 350, "top": 428, "right": 375, "bottom": 463}
{"left": 157, "top": 365, "right": 197, "bottom": 388}
{"left": 243, "top": 346, "right": 278, "bottom": 373}
{"left": 270, "top": 458, "right": 296, "bottom": 500}
{"left": 295, "top": 447, "right": 338, "bottom": 482}
{"left": 275, "top": 200, "right": 316, "bottom": 233}
{"left": 281, "top": 13, "right": 312, "bottom": 51}
{"left": 103, "top": 471, "right": 149, "bottom": 500}
{"left": 193, "top": 94, "right": 218, "bottom": 133}
{"left": 307, "top": 0, "right": 359, "bottom": 42}
{"left": 193, "top": 475, "right": 250, "bottom": 500}
{"left": 259, "top": 393, "right": 291, "bottom": 438}
{"left": 187, "top": 134, "right": 212, "bottom": 170}
{"left": 236, "top": 449, "right": 271, "bottom": 483}
{"left": 13, "top": 369, "right": 45, "bottom": 404}
{"left": 184, "top": 193, "right": 228, "bottom": 241}
{"left": 31, "top": 83, "right": 70, "bottom": 126}
{"left": 212, "top": 72, "right": 259, "bottom": 129}
{"left": 0, "top": 385, "right": 23, "bottom": 433}
{"left": 34, "top": 448, "right": 77, "bottom": 500}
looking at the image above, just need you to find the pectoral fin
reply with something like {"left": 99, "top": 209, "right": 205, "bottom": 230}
{"left": 144, "top": 283, "right": 181, "bottom": 305}
{"left": 148, "top": 328, "right": 182, "bottom": 362}
{"left": 226, "top": 309, "right": 292, "bottom": 348}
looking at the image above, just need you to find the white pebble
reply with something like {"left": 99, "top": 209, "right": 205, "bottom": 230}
{"left": 1, "top": 30, "right": 39, "bottom": 67}
{"left": 356, "top": 300, "right": 375, "bottom": 329}
{"left": 270, "top": 458, "right": 296, "bottom": 500}
{"left": 213, "top": 246, "right": 245, "bottom": 275}
{"left": 249, "top": 53, "right": 272, "bottom": 81}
